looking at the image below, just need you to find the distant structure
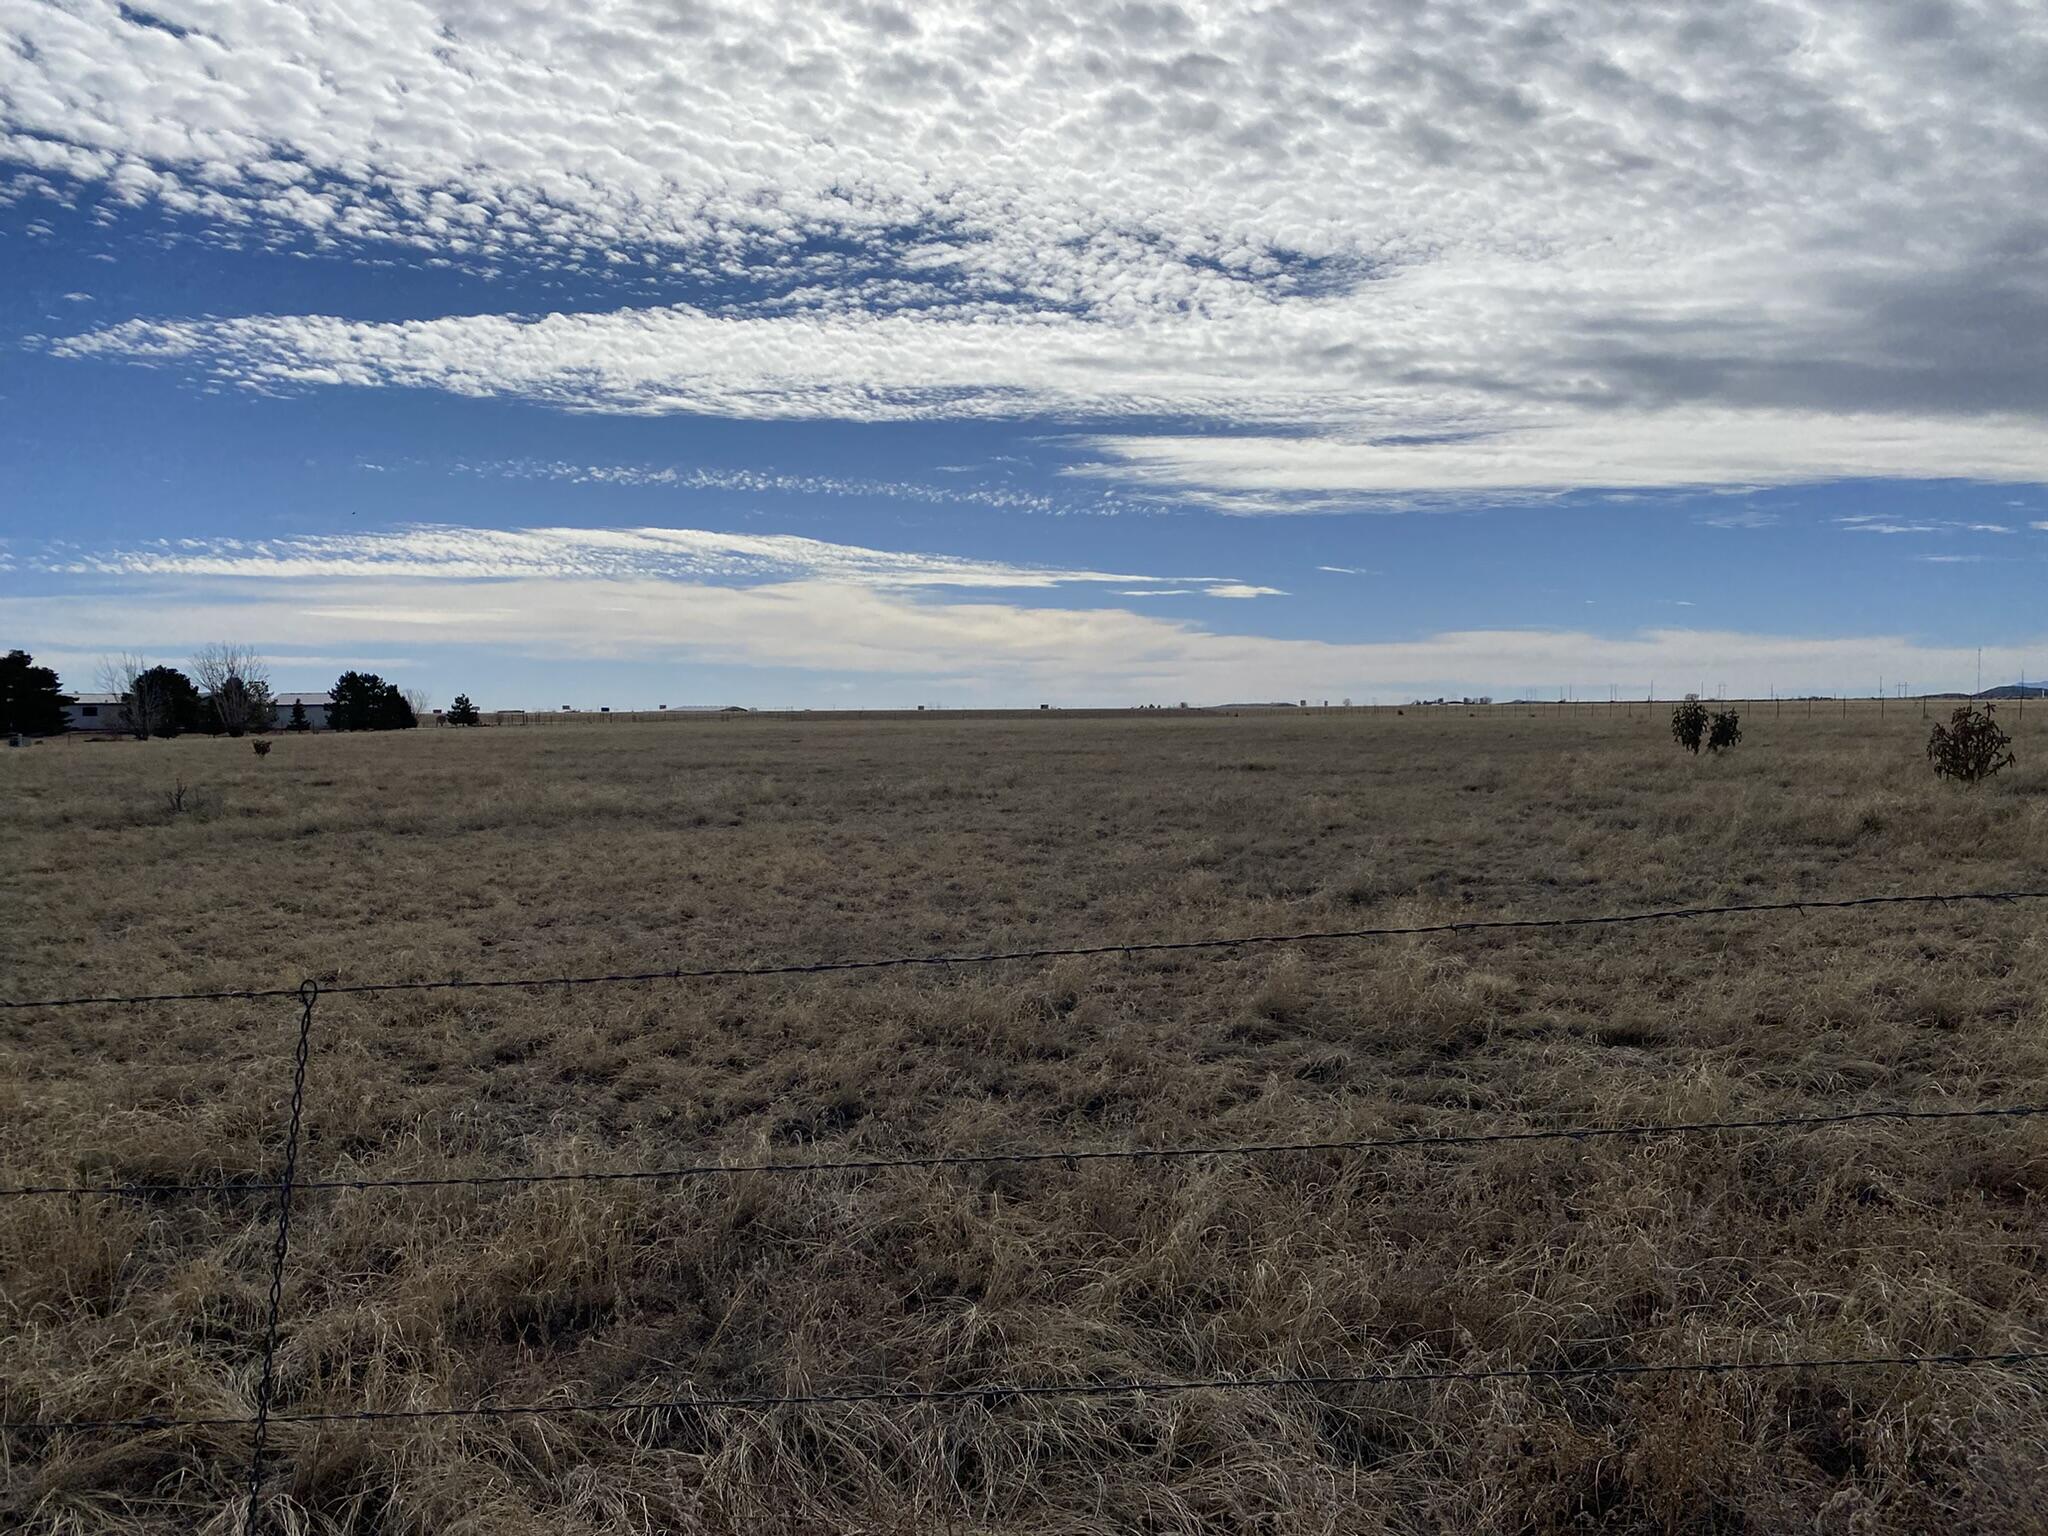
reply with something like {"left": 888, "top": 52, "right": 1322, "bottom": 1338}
{"left": 61, "top": 692, "right": 127, "bottom": 732}
{"left": 273, "top": 692, "right": 335, "bottom": 731}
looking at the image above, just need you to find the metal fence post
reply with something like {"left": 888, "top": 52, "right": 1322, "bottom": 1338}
{"left": 243, "top": 980, "right": 319, "bottom": 1536}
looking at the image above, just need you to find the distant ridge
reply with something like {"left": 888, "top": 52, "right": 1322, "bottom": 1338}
{"left": 1919, "top": 686, "right": 2046, "bottom": 701}
{"left": 1974, "top": 685, "right": 2047, "bottom": 700}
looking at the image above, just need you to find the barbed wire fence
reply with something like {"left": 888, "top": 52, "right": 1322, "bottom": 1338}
{"left": 4, "top": 887, "right": 2047, "bottom": 1534}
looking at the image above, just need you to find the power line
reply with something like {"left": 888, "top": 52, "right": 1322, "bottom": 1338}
{"left": 5, "top": 887, "right": 2045, "bottom": 1011}
{"left": 6, "top": 1102, "right": 2040, "bottom": 1201}
{"left": 9, "top": 1350, "right": 2044, "bottom": 1436}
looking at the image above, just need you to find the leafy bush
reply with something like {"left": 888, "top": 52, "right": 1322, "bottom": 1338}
{"left": 1928, "top": 704, "right": 2015, "bottom": 784}
{"left": 252, "top": 739, "right": 272, "bottom": 757}
{"left": 1707, "top": 709, "right": 1742, "bottom": 754}
{"left": 1671, "top": 698, "right": 1708, "bottom": 753}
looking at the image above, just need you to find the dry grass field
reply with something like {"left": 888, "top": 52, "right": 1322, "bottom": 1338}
{"left": 4, "top": 706, "right": 2046, "bottom": 1534}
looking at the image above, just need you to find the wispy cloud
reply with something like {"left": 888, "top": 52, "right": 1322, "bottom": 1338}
{"left": 442, "top": 457, "right": 1138, "bottom": 518}
{"left": 1697, "top": 506, "right": 1780, "bottom": 530}
{"left": 9, "top": 576, "right": 2041, "bottom": 704}
{"left": 1839, "top": 516, "right": 2021, "bottom": 536}
{"left": 36, "top": 524, "right": 1287, "bottom": 598}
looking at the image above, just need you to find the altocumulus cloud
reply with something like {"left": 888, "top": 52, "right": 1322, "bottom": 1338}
{"left": 9, "top": 0, "right": 2048, "bottom": 503}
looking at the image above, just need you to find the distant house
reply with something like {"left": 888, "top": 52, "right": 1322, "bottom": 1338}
{"left": 63, "top": 693, "right": 129, "bottom": 732}
{"left": 274, "top": 692, "right": 334, "bottom": 731}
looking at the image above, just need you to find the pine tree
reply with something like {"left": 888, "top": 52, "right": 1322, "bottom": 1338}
{"left": 328, "top": 672, "right": 420, "bottom": 731}
{"left": 447, "top": 693, "right": 481, "bottom": 726}
{"left": 1, "top": 650, "right": 70, "bottom": 736}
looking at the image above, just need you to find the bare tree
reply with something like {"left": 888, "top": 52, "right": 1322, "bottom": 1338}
{"left": 403, "top": 687, "right": 435, "bottom": 723}
{"left": 97, "top": 652, "right": 156, "bottom": 739}
{"left": 191, "top": 643, "right": 275, "bottom": 737}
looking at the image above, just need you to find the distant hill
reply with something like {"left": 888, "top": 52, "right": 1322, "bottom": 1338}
{"left": 1910, "top": 686, "right": 2042, "bottom": 702}
{"left": 1975, "top": 684, "right": 2047, "bottom": 700}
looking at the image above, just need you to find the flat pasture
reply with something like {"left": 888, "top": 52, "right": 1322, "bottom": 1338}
{"left": 3, "top": 707, "right": 2045, "bottom": 1533}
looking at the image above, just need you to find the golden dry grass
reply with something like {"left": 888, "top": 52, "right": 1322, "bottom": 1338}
{"left": 3, "top": 705, "right": 2046, "bottom": 1534}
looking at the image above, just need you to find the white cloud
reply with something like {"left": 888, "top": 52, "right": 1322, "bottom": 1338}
{"left": 442, "top": 457, "right": 1126, "bottom": 517}
{"left": 1838, "top": 515, "right": 2023, "bottom": 536}
{"left": 1316, "top": 565, "right": 1376, "bottom": 575}
{"left": 1697, "top": 506, "right": 1780, "bottom": 531}
{"left": 39, "top": 524, "right": 1205, "bottom": 591}
{"left": 9, "top": 0, "right": 2047, "bottom": 498}
{"left": 1075, "top": 415, "right": 2048, "bottom": 510}
{"left": 1203, "top": 583, "right": 1286, "bottom": 599}
{"left": 8, "top": 575, "right": 2039, "bottom": 704}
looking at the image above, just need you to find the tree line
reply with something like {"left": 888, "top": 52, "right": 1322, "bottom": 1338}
{"left": 2, "top": 647, "right": 482, "bottom": 737}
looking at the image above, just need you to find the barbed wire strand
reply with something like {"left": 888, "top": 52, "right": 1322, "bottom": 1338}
{"left": 5, "top": 887, "right": 2045, "bottom": 1011}
{"left": 5, "top": 1102, "right": 2043, "bottom": 1202}
{"left": 8, "top": 1350, "right": 2045, "bottom": 1436}
{"left": 241, "top": 982, "right": 317, "bottom": 1536}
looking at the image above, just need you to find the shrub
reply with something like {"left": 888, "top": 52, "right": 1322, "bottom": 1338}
{"left": 159, "top": 779, "right": 220, "bottom": 819}
{"left": 1707, "top": 709, "right": 1742, "bottom": 754}
{"left": 1928, "top": 704, "right": 2015, "bottom": 784}
{"left": 447, "top": 693, "right": 482, "bottom": 726}
{"left": 252, "top": 739, "right": 272, "bottom": 757}
{"left": 1671, "top": 698, "right": 1708, "bottom": 753}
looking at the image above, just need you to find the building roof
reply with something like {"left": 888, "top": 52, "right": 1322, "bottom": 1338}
{"left": 273, "top": 693, "right": 333, "bottom": 706}
{"left": 67, "top": 693, "right": 126, "bottom": 705}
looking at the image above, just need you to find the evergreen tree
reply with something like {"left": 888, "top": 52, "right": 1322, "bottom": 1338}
{"left": 0, "top": 650, "right": 70, "bottom": 736}
{"left": 289, "top": 698, "right": 310, "bottom": 732}
{"left": 446, "top": 693, "right": 481, "bottom": 726}
{"left": 328, "top": 671, "right": 420, "bottom": 731}
{"left": 131, "top": 666, "right": 205, "bottom": 737}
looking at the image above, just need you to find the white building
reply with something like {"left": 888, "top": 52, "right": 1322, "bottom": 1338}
{"left": 273, "top": 693, "right": 334, "bottom": 731}
{"left": 61, "top": 690, "right": 335, "bottom": 733}
{"left": 62, "top": 693, "right": 129, "bottom": 732}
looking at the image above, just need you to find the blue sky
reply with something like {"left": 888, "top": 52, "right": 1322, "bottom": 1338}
{"left": 3, "top": 1, "right": 2046, "bottom": 708}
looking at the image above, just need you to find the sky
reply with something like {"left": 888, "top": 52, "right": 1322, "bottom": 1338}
{"left": 3, "top": 0, "right": 2046, "bottom": 709}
